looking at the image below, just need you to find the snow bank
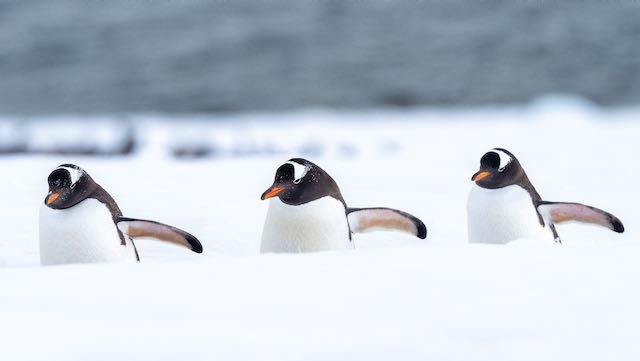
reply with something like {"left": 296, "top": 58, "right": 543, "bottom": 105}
{"left": 0, "top": 102, "right": 637, "bottom": 360}
{"left": 2, "top": 244, "right": 639, "bottom": 361}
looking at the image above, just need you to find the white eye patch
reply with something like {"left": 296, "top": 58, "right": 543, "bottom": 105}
{"left": 56, "top": 166, "right": 83, "bottom": 185}
{"left": 490, "top": 149, "right": 512, "bottom": 171}
{"left": 286, "top": 161, "right": 309, "bottom": 181}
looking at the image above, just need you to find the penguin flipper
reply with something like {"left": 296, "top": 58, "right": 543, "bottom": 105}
{"left": 537, "top": 202, "right": 624, "bottom": 233}
{"left": 117, "top": 217, "right": 203, "bottom": 253}
{"left": 346, "top": 207, "right": 427, "bottom": 239}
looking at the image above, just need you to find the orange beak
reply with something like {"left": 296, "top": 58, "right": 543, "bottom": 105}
{"left": 46, "top": 192, "right": 60, "bottom": 205}
{"left": 472, "top": 171, "right": 491, "bottom": 182}
{"left": 261, "top": 186, "right": 285, "bottom": 200}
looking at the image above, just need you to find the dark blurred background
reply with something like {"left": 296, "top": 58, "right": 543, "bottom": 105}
{"left": 1, "top": 0, "right": 640, "bottom": 115}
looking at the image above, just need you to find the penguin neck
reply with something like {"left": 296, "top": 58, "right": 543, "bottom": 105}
{"left": 517, "top": 172, "right": 542, "bottom": 203}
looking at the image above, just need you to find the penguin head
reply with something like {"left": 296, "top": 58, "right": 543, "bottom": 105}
{"left": 261, "top": 158, "right": 344, "bottom": 206}
{"left": 471, "top": 148, "right": 525, "bottom": 189}
{"left": 45, "top": 164, "right": 96, "bottom": 209}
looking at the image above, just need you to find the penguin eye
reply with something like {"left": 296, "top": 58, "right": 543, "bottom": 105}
{"left": 287, "top": 162, "right": 309, "bottom": 182}
{"left": 70, "top": 182, "right": 76, "bottom": 190}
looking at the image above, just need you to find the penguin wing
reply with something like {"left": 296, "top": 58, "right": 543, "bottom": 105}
{"left": 537, "top": 202, "right": 624, "bottom": 233}
{"left": 117, "top": 217, "right": 203, "bottom": 253}
{"left": 346, "top": 207, "right": 427, "bottom": 239}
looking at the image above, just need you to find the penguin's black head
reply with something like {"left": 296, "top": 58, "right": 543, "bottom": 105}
{"left": 45, "top": 164, "right": 96, "bottom": 209}
{"left": 471, "top": 148, "right": 525, "bottom": 189}
{"left": 261, "top": 158, "right": 345, "bottom": 206}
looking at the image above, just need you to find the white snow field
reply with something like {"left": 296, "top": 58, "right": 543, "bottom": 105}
{"left": 0, "top": 101, "right": 638, "bottom": 361}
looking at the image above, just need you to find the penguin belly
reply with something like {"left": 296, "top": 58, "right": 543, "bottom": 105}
{"left": 261, "top": 197, "right": 354, "bottom": 253}
{"left": 467, "top": 184, "right": 553, "bottom": 244}
{"left": 39, "top": 198, "right": 137, "bottom": 265}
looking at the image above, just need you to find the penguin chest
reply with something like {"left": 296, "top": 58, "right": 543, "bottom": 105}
{"left": 261, "top": 197, "right": 353, "bottom": 253}
{"left": 467, "top": 185, "right": 552, "bottom": 244}
{"left": 39, "top": 198, "right": 137, "bottom": 265}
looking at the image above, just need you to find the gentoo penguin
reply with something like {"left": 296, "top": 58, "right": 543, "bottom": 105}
{"left": 260, "top": 158, "right": 427, "bottom": 253}
{"left": 39, "top": 164, "right": 203, "bottom": 265}
{"left": 467, "top": 148, "right": 624, "bottom": 244}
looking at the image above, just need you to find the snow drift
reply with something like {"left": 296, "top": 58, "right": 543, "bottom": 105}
{"left": 0, "top": 101, "right": 637, "bottom": 360}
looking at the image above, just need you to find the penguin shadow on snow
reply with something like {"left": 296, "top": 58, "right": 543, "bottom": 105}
{"left": 259, "top": 158, "right": 427, "bottom": 253}
{"left": 39, "top": 164, "right": 203, "bottom": 265}
{"left": 467, "top": 148, "right": 625, "bottom": 244}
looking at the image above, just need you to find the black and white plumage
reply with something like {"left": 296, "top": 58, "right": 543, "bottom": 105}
{"left": 39, "top": 164, "right": 203, "bottom": 265}
{"left": 260, "top": 158, "right": 427, "bottom": 253}
{"left": 467, "top": 148, "right": 625, "bottom": 244}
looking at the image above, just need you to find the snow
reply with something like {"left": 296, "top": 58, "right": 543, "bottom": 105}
{"left": 0, "top": 102, "right": 638, "bottom": 360}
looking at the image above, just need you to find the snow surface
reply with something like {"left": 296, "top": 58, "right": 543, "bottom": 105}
{"left": 0, "top": 102, "right": 638, "bottom": 360}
